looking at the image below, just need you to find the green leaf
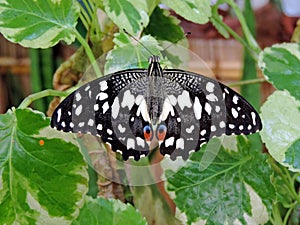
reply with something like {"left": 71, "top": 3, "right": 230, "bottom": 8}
{"left": 0, "top": 108, "right": 88, "bottom": 224}
{"left": 284, "top": 139, "right": 300, "bottom": 169}
{"left": 161, "top": 0, "right": 211, "bottom": 24}
{"left": 260, "top": 90, "right": 300, "bottom": 171}
{"left": 0, "top": 0, "right": 80, "bottom": 48}
{"left": 144, "top": 6, "right": 184, "bottom": 43}
{"left": 272, "top": 167, "right": 294, "bottom": 207}
{"left": 258, "top": 43, "right": 300, "bottom": 101}
{"left": 166, "top": 136, "right": 274, "bottom": 225}
{"left": 145, "top": 0, "right": 159, "bottom": 14}
{"left": 104, "top": 33, "right": 163, "bottom": 74}
{"left": 72, "top": 197, "right": 147, "bottom": 225}
{"left": 210, "top": 3, "right": 230, "bottom": 38}
{"left": 103, "top": 0, "right": 149, "bottom": 35}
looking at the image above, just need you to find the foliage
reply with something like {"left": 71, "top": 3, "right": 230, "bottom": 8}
{"left": 0, "top": 0, "right": 299, "bottom": 224}
{"left": 72, "top": 196, "right": 147, "bottom": 225}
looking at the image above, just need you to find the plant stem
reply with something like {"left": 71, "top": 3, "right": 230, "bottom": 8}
{"left": 228, "top": 78, "right": 266, "bottom": 87}
{"left": 73, "top": 29, "right": 102, "bottom": 77}
{"left": 271, "top": 203, "right": 284, "bottom": 225}
{"left": 226, "top": 0, "right": 261, "bottom": 54}
{"left": 81, "top": 0, "right": 95, "bottom": 21}
{"left": 18, "top": 89, "right": 68, "bottom": 109}
{"left": 283, "top": 167, "right": 300, "bottom": 203}
{"left": 283, "top": 201, "right": 297, "bottom": 225}
{"left": 79, "top": 13, "right": 90, "bottom": 30}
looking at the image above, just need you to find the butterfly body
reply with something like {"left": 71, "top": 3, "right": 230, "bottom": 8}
{"left": 51, "top": 56, "right": 262, "bottom": 160}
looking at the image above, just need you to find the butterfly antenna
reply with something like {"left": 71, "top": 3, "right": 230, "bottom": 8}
{"left": 123, "top": 29, "right": 154, "bottom": 56}
{"left": 163, "top": 32, "right": 191, "bottom": 51}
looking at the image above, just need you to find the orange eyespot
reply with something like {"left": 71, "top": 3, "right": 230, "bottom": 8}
{"left": 143, "top": 125, "right": 153, "bottom": 141}
{"left": 156, "top": 124, "right": 167, "bottom": 141}
{"left": 39, "top": 139, "right": 45, "bottom": 146}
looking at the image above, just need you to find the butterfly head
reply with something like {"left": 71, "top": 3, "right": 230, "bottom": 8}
{"left": 148, "top": 55, "right": 160, "bottom": 64}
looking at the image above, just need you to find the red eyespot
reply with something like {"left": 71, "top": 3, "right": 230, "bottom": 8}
{"left": 156, "top": 124, "right": 167, "bottom": 141}
{"left": 143, "top": 125, "right": 153, "bottom": 141}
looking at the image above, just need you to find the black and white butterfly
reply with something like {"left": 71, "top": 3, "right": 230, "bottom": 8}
{"left": 51, "top": 55, "right": 262, "bottom": 161}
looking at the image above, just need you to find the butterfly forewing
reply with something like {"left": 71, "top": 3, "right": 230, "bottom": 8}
{"left": 51, "top": 69, "right": 153, "bottom": 160}
{"left": 155, "top": 69, "right": 262, "bottom": 159}
{"left": 51, "top": 56, "right": 262, "bottom": 161}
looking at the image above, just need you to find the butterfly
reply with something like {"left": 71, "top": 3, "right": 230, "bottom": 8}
{"left": 51, "top": 55, "right": 262, "bottom": 161}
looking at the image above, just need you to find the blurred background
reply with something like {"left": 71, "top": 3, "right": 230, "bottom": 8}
{"left": 0, "top": 0, "right": 299, "bottom": 114}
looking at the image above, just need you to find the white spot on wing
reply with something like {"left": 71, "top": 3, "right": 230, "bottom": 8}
{"left": 205, "top": 102, "right": 212, "bottom": 115}
{"left": 200, "top": 130, "right": 206, "bottom": 136}
{"left": 251, "top": 112, "right": 256, "bottom": 125}
{"left": 233, "top": 95, "right": 238, "bottom": 104}
{"left": 121, "top": 90, "right": 135, "bottom": 110}
{"left": 56, "top": 108, "right": 62, "bottom": 122}
{"left": 75, "top": 92, "right": 82, "bottom": 101}
{"left": 193, "top": 96, "right": 202, "bottom": 120}
{"left": 186, "top": 125, "right": 195, "bottom": 133}
{"left": 160, "top": 99, "right": 174, "bottom": 121}
{"left": 107, "top": 129, "right": 113, "bottom": 135}
{"left": 79, "top": 122, "right": 85, "bottom": 127}
{"left": 136, "top": 137, "right": 145, "bottom": 148}
{"left": 165, "top": 137, "right": 175, "bottom": 147}
{"left": 127, "top": 138, "right": 135, "bottom": 149}
{"left": 206, "top": 82, "right": 215, "bottom": 92}
{"left": 211, "top": 125, "right": 216, "bottom": 132}
{"left": 118, "top": 124, "right": 126, "bottom": 133}
{"left": 206, "top": 93, "right": 218, "bottom": 102}
{"left": 94, "top": 104, "right": 99, "bottom": 111}
{"left": 135, "top": 95, "right": 143, "bottom": 104}
{"left": 219, "top": 121, "right": 226, "bottom": 128}
{"left": 136, "top": 99, "right": 150, "bottom": 122}
{"left": 176, "top": 138, "right": 184, "bottom": 149}
{"left": 178, "top": 90, "right": 192, "bottom": 110}
{"left": 75, "top": 105, "right": 83, "bottom": 116}
{"left": 229, "top": 124, "right": 235, "bottom": 129}
{"left": 239, "top": 125, "right": 244, "bottom": 130}
{"left": 167, "top": 95, "right": 177, "bottom": 105}
{"left": 231, "top": 108, "right": 238, "bottom": 119}
{"left": 61, "top": 121, "right": 66, "bottom": 127}
{"left": 70, "top": 122, "right": 74, "bottom": 128}
{"left": 99, "top": 81, "right": 108, "bottom": 91}
{"left": 97, "top": 124, "right": 103, "bottom": 130}
{"left": 112, "top": 97, "right": 120, "bottom": 119}
{"left": 102, "top": 102, "right": 109, "bottom": 113}
{"left": 96, "top": 92, "right": 108, "bottom": 101}
{"left": 88, "top": 119, "right": 94, "bottom": 126}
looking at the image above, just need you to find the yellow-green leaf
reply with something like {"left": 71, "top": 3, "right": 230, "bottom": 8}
{"left": 0, "top": 0, "right": 80, "bottom": 48}
{"left": 0, "top": 108, "right": 88, "bottom": 224}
